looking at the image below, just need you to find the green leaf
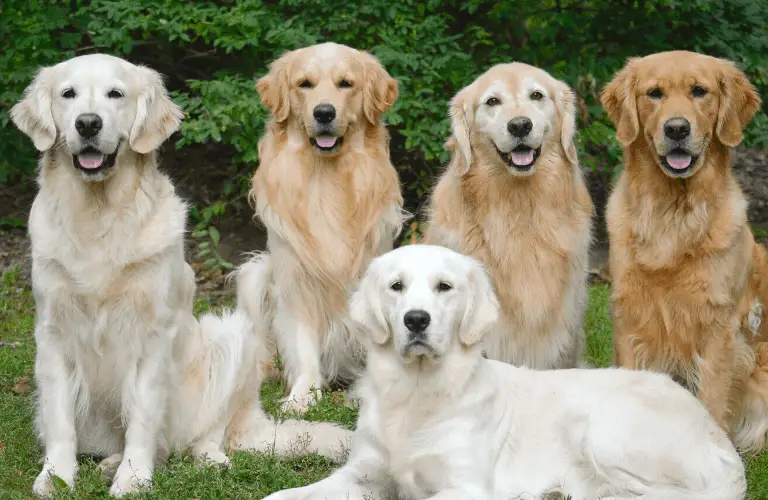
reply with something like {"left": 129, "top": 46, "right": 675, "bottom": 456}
{"left": 208, "top": 226, "right": 221, "bottom": 248}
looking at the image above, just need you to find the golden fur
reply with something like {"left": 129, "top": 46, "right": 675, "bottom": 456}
{"left": 601, "top": 50, "right": 768, "bottom": 451}
{"left": 424, "top": 63, "right": 594, "bottom": 369}
{"left": 236, "top": 42, "right": 406, "bottom": 412}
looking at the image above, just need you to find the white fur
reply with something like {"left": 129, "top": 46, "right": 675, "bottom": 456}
{"left": 264, "top": 244, "right": 747, "bottom": 500}
{"left": 12, "top": 54, "right": 352, "bottom": 498}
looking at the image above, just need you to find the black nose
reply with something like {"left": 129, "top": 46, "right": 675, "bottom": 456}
{"left": 663, "top": 118, "right": 691, "bottom": 141}
{"left": 403, "top": 309, "right": 431, "bottom": 334}
{"left": 313, "top": 104, "right": 336, "bottom": 124}
{"left": 507, "top": 117, "right": 533, "bottom": 138}
{"left": 75, "top": 113, "right": 103, "bottom": 139}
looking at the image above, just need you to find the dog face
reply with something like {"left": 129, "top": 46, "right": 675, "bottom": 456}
{"left": 449, "top": 63, "right": 578, "bottom": 176}
{"left": 601, "top": 51, "right": 761, "bottom": 179}
{"left": 11, "top": 53, "right": 183, "bottom": 182}
{"left": 349, "top": 244, "right": 499, "bottom": 362}
{"left": 256, "top": 42, "right": 398, "bottom": 157}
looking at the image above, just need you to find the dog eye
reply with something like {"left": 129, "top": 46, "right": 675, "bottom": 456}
{"left": 647, "top": 87, "right": 663, "bottom": 99}
{"left": 389, "top": 280, "right": 403, "bottom": 292}
{"left": 61, "top": 88, "right": 76, "bottom": 99}
{"left": 298, "top": 80, "right": 314, "bottom": 89}
{"left": 338, "top": 79, "right": 353, "bottom": 89}
{"left": 436, "top": 281, "right": 453, "bottom": 292}
{"left": 692, "top": 86, "right": 708, "bottom": 98}
{"left": 107, "top": 89, "right": 124, "bottom": 99}
{"left": 529, "top": 91, "right": 544, "bottom": 101}
{"left": 485, "top": 97, "right": 501, "bottom": 106}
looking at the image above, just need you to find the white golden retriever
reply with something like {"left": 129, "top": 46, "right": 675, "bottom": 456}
{"left": 264, "top": 244, "right": 747, "bottom": 500}
{"left": 425, "top": 63, "right": 593, "bottom": 370}
{"left": 11, "top": 53, "right": 352, "bottom": 498}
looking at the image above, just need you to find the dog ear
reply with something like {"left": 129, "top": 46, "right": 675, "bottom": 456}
{"left": 556, "top": 82, "right": 579, "bottom": 165}
{"left": 362, "top": 52, "right": 399, "bottom": 125}
{"left": 129, "top": 66, "right": 184, "bottom": 154}
{"left": 458, "top": 257, "right": 499, "bottom": 347}
{"left": 448, "top": 87, "right": 475, "bottom": 175}
{"left": 256, "top": 54, "right": 292, "bottom": 123}
{"left": 716, "top": 60, "right": 762, "bottom": 148}
{"left": 349, "top": 266, "right": 391, "bottom": 345}
{"left": 11, "top": 66, "right": 57, "bottom": 151}
{"left": 601, "top": 59, "right": 640, "bottom": 146}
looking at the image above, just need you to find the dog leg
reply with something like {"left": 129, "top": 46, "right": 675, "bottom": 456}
{"left": 733, "top": 342, "right": 768, "bottom": 452}
{"left": 32, "top": 328, "right": 78, "bottom": 496}
{"left": 695, "top": 327, "right": 735, "bottom": 431}
{"left": 109, "top": 334, "right": 172, "bottom": 497}
{"left": 274, "top": 312, "right": 324, "bottom": 414}
{"left": 191, "top": 422, "right": 230, "bottom": 466}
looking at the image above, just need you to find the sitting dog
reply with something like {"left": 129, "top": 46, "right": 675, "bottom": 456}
{"left": 601, "top": 50, "right": 768, "bottom": 451}
{"left": 11, "top": 54, "right": 352, "bottom": 497}
{"left": 425, "top": 63, "right": 593, "bottom": 369}
{"left": 263, "top": 244, "right": 746, "bottom": 500}
{"left": 236, "top": 42, "right": 406, "bottom": 413}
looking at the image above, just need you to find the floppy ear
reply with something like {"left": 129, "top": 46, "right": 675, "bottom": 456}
{"left": 556, "top": 82, "right": 579, "bottom": 165}
{"left": 362, "top": 52, "right": 399, "bottom": 125}
{"left": 601, "top": 59, "right": 639, "bottom": 146}
{"left": 10, "top": 66, "right": 57, "bottom": 151}
{"left": 256, "top": 55, "right": 291, "bottom": 123}
{"left": 448, "top": 87, "right": 475, "bottom": 175}
{"left": 349, "top": 267, "right": 390, "bottom": 345}
{"left": 716, "top": 60, "right": 762, "bottom": 147}
{"left": 129, "top": 66, "right": 184, "bottom": 154}
{"left": 458, "top": 258, "right": 499, "bottom": 347}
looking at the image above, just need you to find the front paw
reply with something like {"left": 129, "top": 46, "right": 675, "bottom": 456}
{"left": 33, "top": 458, "right": 77, "bottom": 497}
{"left": 109, "top": 459, "right": 153, "bottom": 497}
{"left": 280, "top": 388, "right": 322, "bottom": 414}
{"left": 262, "top": 489, "right": 305, "bottom": 500}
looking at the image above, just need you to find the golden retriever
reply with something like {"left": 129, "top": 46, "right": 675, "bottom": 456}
{"left": 263, "top": 244, "right": 746, "bottom": 500}
{"left": 601, "top": 50, "right": 768, "bottom": 451}
{"left": 11, "top": 53, "right": 352, "bottom": 497}
{"left": 424, "top": 63, "right": 593, "bottom": 369}
{"left": 235, "top": 42, "right": 406, "bottom": 412}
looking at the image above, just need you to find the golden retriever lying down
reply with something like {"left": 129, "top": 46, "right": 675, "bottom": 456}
{"left": 601, "top": 50, "right": 768, "bottom": 451}
{"left": 263, "top": 245, "right": 746, "bottom": 500}
{"left": 425, "top": 63, "right": 593, "bottom": 369}
{"left": 236, "top": 43, "right": 407, "bottom": 412}
{"left": 11, "top": 54, "right": 352, "bottom": 497}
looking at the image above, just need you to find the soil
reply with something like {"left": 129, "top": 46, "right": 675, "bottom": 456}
{"left": 2, "top": 146, "right": 767, "bottom": 299}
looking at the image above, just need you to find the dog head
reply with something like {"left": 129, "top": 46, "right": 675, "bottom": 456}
{"left": 601, "top": 50, "right": 761, "bottom": 179}
{"left": 448, "top": 62, "right": 577, "bottom": 177}
{"left": 349, "top": 244, "right": 499, "bottom": 363}
{"left": 11, "top": 53, "right": 183, "bottom": 182}
{"left": 256, "top": 42, "right": 398, "bottom": 157}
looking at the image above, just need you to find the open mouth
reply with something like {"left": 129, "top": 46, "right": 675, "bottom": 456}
{"left": 73, "top": 145, "right": 119, "bottom": 174}
{"left": 659, "top": 148, "right": 698, "bottom": 176}
{"left": 496, "top": 145, "right": 541, "bottom": 171}
{"left": 310, "top": 135, "right": 344, "bottom": 153}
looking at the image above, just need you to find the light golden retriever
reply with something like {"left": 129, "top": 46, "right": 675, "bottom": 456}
{"left": 601, "top": 50, "right": 768, "bottom": 451}
{"left": 263, "top": 244, "right": 746, "bottom": 500}
{"left": 11, "top": 53, "right": 352, "bottom": 497}
{"left": 236, "top": 42, "right": 406, "bottom": 412}
{"left": 424, "top": 63, "right": 593, "bottom": 369}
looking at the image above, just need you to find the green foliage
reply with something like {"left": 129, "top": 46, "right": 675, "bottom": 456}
{"left": 1, "top": 0, "right": 767, "bottom": 200}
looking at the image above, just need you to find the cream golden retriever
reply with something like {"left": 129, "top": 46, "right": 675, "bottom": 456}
{"left": 424, "top": 63, "right": 593, "bottom": 369}
{"left": 11, "top": 54, "right": 352, "bottom": 497}
{"left": 601, "top": 50, "right": 768, "bottom": 451}
{"left": 263, "top": 244, "right": 746, "bottom": 500}
{"left": 236, "top": 42, "right": 406, "bottom": 412}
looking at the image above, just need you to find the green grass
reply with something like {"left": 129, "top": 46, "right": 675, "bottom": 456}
{"left": 1, "top": 273, "right": 767, "bottom": 498}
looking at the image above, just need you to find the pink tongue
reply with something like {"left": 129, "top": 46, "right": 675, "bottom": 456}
{"left": 316, "top": 137, "right": 337, "bottom": 148}
{"left": 511, "top": 150, "right": 534, "bottom": 166}
{"left": 78, "top": 154, "right": 105, "bottom": 169}
{"left": 666, "top": 154, "right": 692, "bottom": 170}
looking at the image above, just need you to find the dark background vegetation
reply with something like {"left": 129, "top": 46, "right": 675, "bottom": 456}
{"left": 1, "top": 0, "right": 767, "bottom": 277}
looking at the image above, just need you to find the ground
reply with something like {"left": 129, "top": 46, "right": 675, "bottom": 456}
{"left": 1, "top": 268, "right": 768, "bottom": 499}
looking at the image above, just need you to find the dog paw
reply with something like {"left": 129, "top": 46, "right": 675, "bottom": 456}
{"left": 97, "top": 453, "right": 123, "bottom": 482}
{"left": 109, "top": 460, "right": 152, "bottom": 497}
{"left": 32, "top": 459, "right": 77, "bottom": 497}
{"left": 280, "top": 390, "right": 321, "bottom": 414}
{"left": 198, "top": 449, "right": 231, "bottom": 467}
